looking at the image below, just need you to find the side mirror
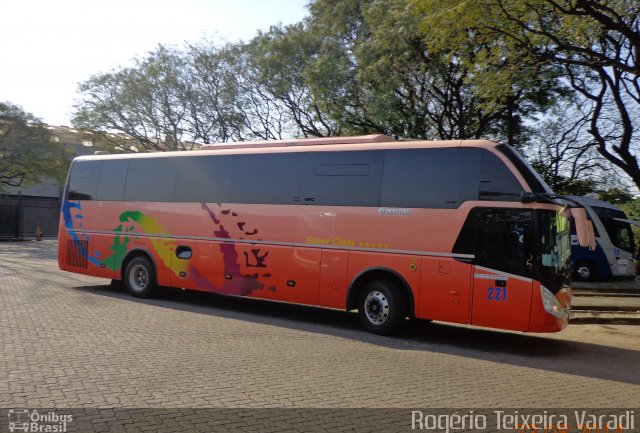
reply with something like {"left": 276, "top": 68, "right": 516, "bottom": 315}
{"left": 571, "top": 207, "right": 596, "bottom": 250}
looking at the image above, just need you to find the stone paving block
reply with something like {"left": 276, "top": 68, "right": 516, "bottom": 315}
{"left": 0, "top": 241, "right": 638, "bottom": 430}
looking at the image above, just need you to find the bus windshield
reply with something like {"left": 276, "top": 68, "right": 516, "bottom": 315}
{"left": 592, "top": 206, "right": 635, "bottom": 254}
{"left": 537, "top": 209, "right": 571, "bottom": 292}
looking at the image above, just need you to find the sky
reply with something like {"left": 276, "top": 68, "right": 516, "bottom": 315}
{"left": 0, "top": 0, "right": 310, "bottom": 126}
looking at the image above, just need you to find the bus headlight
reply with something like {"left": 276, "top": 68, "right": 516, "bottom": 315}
{"left": 540, "top": 285, "right": 568, "bottom": 320}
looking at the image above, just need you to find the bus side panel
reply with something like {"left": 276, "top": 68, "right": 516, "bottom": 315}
{"left": 346, "top": 251, "right": 421, "bottom": 311}
{"left": 58, "top": 231, "right": 117, "bottom": 280}
{"left": 58, "top": 230, "right": 81, "bottom": 275}
{"left": 233, "top": 244, "right": 321, "bottom": 305}
{"left": 168, "top": 238, "right": 274, "bottom": 297}
{"left": 418, "top": 258, "right": 472, "bottom": 324}
{"left": 57, "top": 228, "right": 71, "bottom": 272}
{"left": 171, "top": 240, "right": 321, "bottom": 305}
{"left": 571, "top": 242, "right": 612, "bottom": 279}
{"left": 89, "top": 234, "right": 116, "bottom": 279}
{"left": 171, "top": 239, "right": 226, "bottom": 292}
{"left": 319, "top": 249, "right": 349, "bottom": 309}
{"left": 58, "top": 221, "right": 110, "bottom": 279}
{"left": 57, "top": 218, "right": 67, "bottom": 270}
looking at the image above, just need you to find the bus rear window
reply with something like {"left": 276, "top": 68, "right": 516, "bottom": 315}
{"left": 67, "top": 160, "right": 100, "bottom": 200}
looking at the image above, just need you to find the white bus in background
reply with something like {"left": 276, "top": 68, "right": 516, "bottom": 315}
{"left": 570, "top": 196, "right": 639, "bottom": 281}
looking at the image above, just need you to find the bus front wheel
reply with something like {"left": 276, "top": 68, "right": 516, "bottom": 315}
{"left": 574, "top": 260, "right": 594, "bottom": 282}
{"left": 358, "top": 280, "right": 407, "bottom": 335}
{"left": 124, "top": 256, "right": 157, "bottom": 298}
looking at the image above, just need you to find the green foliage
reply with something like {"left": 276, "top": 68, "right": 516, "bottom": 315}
{"left": 304, "top": 0, "right": 562, "bottom": 142}
{"left": 598, "top": 188, "right": 634, "bottom": 206}
{"left": 619, "top": 198, "right": 640, "bottom": 253}
{"left": 243, "top": 24, "right": 339, "bottom": 137}
{"left": 73, "top": 40, "right": 330, "bottom": 147}
{"left": 72, "top": 0, "right": 566, "bottom": 148}
{"left": 0, "top": 102, "right": 70, "bottom": 191}
{"left": 417, "top": 0, "right": 640, "bottom": 188}
{"left": 531, "top": 161, "right": 598, "bottom": 196}
{"left": 70, "top": 0, "right": 638, "bottom": 198}
{"left": 73, "top": 45, "right": 197, "bottom": 151}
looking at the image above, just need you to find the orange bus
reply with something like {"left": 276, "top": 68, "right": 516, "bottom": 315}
{"left": 58, "top": 134, "right": 591, "bottom": 335}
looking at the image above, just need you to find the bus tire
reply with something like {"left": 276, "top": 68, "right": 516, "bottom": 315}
{"left": 124, "top": 256, "right": 157, "bottom": 298}
{"left": 358, "top": 280, "right": 407, "bottom": 335}
{"left": 574, "top": 260, "right": 594, "bottom": 282}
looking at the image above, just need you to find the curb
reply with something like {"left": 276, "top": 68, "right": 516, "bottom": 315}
{"left": 570, "top": 310, "right": 640, "bottom": 325}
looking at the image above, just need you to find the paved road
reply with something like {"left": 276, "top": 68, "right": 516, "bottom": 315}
{"left": 1, "top": 241, "right": 639, "bottom": 417}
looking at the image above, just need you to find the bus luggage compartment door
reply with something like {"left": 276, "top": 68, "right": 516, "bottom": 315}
{"left": 419, "top": 258, "right": 471, "bottom": 324}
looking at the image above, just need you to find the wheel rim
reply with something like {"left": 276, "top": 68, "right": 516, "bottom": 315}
{"left": 364, "top": 291, "right": 390, "bottom": 325}
{"left": 577, "top": 264, "right": 591, "bottom": 279}
{"left": 129, "top": 264, "right": 149, "bottom": 292}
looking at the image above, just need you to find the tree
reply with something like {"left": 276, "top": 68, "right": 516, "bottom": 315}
{"left": 73, "top": 45, "right": 196, "bottom": 152}
{"left": 183, "top": 42, "right": 248, "bottom": 143}
{"left": 418, "top": 0, "right": 640, "bottom": 188}
{"left": 525, "top": 98, "right": 623, "bottom": 193}
{"left": 227, "top": 38, "right": 310, "bottom": 140}
{"left": 0, "top": 102, "right": 69, "bottom": 191}
{"left": 305, "top": 0, "right": 561, "bottom": 143}
{"left": 243, "top": 24, "right": 340, "bottom": 138}
{"left": 598, "top": 188, "right": 634, "bottom": 205}
{"left": 73, "top": 40, "right": 320, "bottom": 147}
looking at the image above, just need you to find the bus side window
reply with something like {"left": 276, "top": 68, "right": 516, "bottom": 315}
{"left": 233, "top": 153, "right": 303, "bottom": 205}
{"left": 301, "top": 151, "right": 383, "bottom": 206}
{"left": 68, "top": 161, "right": 100, "bottom": 200}
{"left": 479, "top": 152, "right": 524, "bottom": 201}
{"left": 381, "top": 148, "right": 481, "bottom": 209}
{"left": 96, "top": 160, "right": 128, "bottom": 201}
{"left": 175, "top": 155, "right": 235, "bottom": 203}
{"left": 124, "top": 158, "right": 179, "bottom": 202}
{"left": 475, "top": 208, "right": 533, "bottom": 277}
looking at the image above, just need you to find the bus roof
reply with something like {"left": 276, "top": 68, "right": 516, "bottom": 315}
{"left": 74, "top": 135, "right": 499, "bottom": 161}
{"left": 201, "top": 134, "right": 396, "bottom": 149}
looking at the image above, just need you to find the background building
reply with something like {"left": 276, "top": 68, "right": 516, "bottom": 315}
{"left": 0, "top": 125, "right": 203, "bottom": 240}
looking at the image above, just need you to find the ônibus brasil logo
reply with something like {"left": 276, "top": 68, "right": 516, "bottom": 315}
{"left": 8, "top": 409, "right": 73, "bottom": 433}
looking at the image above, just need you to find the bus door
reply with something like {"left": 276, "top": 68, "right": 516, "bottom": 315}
{"left": 471, "top": 209, "right": 534, "bottom": 331}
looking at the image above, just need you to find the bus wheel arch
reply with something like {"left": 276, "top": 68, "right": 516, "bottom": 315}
{"left": 347, "top": 268, "right": 414, "bottom": 334}
{"left": 121, "top": 249, "right": 159, "bottom": 298}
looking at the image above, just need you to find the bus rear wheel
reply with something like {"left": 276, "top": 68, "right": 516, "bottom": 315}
{"left": 124, "top": 256, "right": 157, "bottom": 298}
{"left": 358, "top": 280, "right": 407, "bottom": 335}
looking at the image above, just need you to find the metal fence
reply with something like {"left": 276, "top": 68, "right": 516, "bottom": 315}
{"left": 0, "top": 194, "right": 61, "bottom": 240}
